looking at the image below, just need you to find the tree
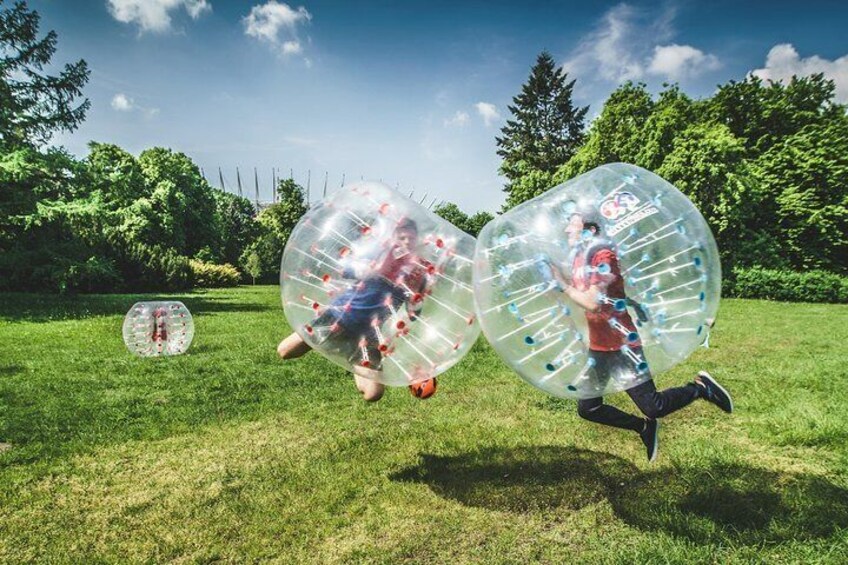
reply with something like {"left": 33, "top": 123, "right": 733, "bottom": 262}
{"left": 751, "top": 119, "right": 848, "bottom": 274}
{"left": 656, "top": 123, "right": 764, "bottom": 271}
{"left": 555, "top": 82, "right": 654, "bottom": 183}
{"left": 267, "top": 178, "right": 309, "bottom": 243}
{"left": 134, "top": 147, "right": 219, "bottom": 257}
{"left": 497, "top": 51, "right": 588, "bottom": 208}
{"left": 86, "top": 142, "right": 145, "bottom": 208}
{"left": 433, "top": 202, "right": 471, "bottom": 234}
{"left": 0, "top": 1, "right": 93, "bottom": 291}
{"left": 0, "top": 146, "right": 118, "bottom": 292}
{"left": 467, "top": 211, "right": 495, "bottom": 237}
{"left": 707, "top": 74, "right": 842, "bottom": 156}
{"left": 433, "top": 202, "right": 495, "bottom": 236}
{"left": 214, "top": 190, "right": 259, "bottom": 267}
{"left": 634, "top": 85, "right": 695, "bottom": 171}
{"left": 242, "top": 178, "right": 308, "bottom": 280}
{"left": 501, "top": 168, "right": 556, "bottom": 211}
{"left": 0, "top": 1, "right": 89, "bottom": 150}
{"left": 243, "top": 250, "right": 262, "bottom": 285}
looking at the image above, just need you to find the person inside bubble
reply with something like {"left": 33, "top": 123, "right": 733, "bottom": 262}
{"left": 548, "top": 201, "right": 733, "bottom": 462}
{"left": 277, "top": 217, "right": 436, "bottom": 402}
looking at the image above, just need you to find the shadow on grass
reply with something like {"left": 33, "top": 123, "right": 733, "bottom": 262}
{"left": 0, "top": 291, "right": 271, "bottom": 322}
{"left": 616, "top": 462, "right": 848, "bottom": 544}
{"left": 0, "top": 365, "right": 25, "bottom": 377}
{"left": 391, "top": 446, "right": 635, "bottom": 514}
{"left": 391, "top": 446, "right": 848, "bottom": 545}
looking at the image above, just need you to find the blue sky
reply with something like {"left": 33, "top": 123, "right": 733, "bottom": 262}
{"left": 33, "top": 0, "right": 848, "bottom": 212}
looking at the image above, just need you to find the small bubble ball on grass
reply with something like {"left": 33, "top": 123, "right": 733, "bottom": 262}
{"left": 123, "top": 301, "right": 194, "bottom": 357}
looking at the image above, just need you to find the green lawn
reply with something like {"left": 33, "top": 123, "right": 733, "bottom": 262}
{"left": 0, "top": 286, "right": 846, "bottom": 563}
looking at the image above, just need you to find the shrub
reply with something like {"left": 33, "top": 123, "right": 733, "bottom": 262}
{"left": 49, "top": 256, "right": 122, "bottom": 294}
{"left": 727, "top": 267, "right": 848, "bottom": 303}
{"left": 116, "top": 242, "right": 194, "bottom": 292}
{"left": 0, "top": 247, "right": 122, "bottom": 294}
{"left": 189, "top": 259, "right": 241, "bottom": 288}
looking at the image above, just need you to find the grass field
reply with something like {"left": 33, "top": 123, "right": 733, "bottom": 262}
{"left": 0, "top": 285, "right": 846, "bottom": 563}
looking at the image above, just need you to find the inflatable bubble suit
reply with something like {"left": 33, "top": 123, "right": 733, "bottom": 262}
{"left": 280, "top": 181, "right": 480, "bottom": 387}
{"left": 473, "top": 163, "right": 720, "bottom": 399}
{"left": 122, "top": 301, "right": 194, "bottom": 357}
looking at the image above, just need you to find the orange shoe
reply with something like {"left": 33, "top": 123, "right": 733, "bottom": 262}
{"left": 409, "top": 378, "right": 437, "bottom": 399}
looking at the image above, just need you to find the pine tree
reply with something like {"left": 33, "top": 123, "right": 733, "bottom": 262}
{"left": 496, "top": 51, "right": 588, "bottom": 207}
{"left": 0, "top": 1, "right": 90, "bottom": 150}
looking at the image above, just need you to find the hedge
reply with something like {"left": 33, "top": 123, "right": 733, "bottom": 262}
{"left": 189, "top": 260, "right": 241, "bottom": 288}
{"left": 725, "top": 267, "right": 848, "bottom": 303}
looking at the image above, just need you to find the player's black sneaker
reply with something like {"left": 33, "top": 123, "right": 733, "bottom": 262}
{"left": 640, "top": 418, "right": 659, "bottom": 463}
{"left": 696, "top": 371, "right": 733, "bottom": 413}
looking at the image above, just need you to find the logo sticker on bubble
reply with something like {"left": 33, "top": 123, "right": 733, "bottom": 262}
{"left": 605, "top": 191, "right": 660, "bottom": 237}
{"left": 600, "top": 191, "right": 640, "bottom": 220}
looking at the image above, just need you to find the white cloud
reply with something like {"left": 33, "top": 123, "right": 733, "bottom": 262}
{"left": 648, "top": 44, "right": 721, "bottom": 80}
{"left": 110, "top": 93, "right": 159, "bottom": 118}
{"left": 562, "top": 3, "right": 718, "bottom": 85}
{"left": 444, "top": 111, "right": 470, "bottom": 128}
{"left": 111, "top": 93, "right": 134, "bottom": 111}
{"left": 282, "top": 135, "right": 318, "bottom": 147}
{"left": 562, "top": 4, "right": 665, "bottom": 83}
{"left": 106, "top": 0, "right": 211, "bottom": 34}
{"left": 475, "top": 102, "right": 500, "bottom": 126}
{"left": 243, "top": 1, "right": 311, "bottom": 58}
{"left": 281, "top": 40, "right": 302, "bottom": 55}
{"left": 753, "top": 43, "right": 848, "bottom": 103}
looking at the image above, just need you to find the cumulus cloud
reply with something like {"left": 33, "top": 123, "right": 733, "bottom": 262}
{"left": 111, "top": 93, "right": 159, "bottom": 117}
{"left": 444, "top": 111, "right": 470, "bottom": 128}
{"left": 753, "top": 43, "right": 848, "bottom": 103}
{"left": 648, "top": 44, "right": 721, "bottom": 80}
{"left": 111, "top": 93, "right": 134, "bottom": 111}
{"left": 281, "top": 40, "right": 302, "bottom": 55}
{"left": 562, "top": 4, "right": 664, "bottom": 83}
{"left": 243, "top": 1, "right": 311, "bottom": 58}
{"left": 562, "top": 3, "right": 719, "bottom": 85}
{"left": 475, "top": 102, "right": 500, "bottom": 126}
{"left": 106, "top": 0, "right": 211, "bottom": 34}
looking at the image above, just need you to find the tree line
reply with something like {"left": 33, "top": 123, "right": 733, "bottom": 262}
{"left": 1, "top": 3, "right": 845, "bottom": 299}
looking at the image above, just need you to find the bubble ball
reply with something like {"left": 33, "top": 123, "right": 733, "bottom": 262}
{"left": 122, "top": 301, "right": 194, "bottom": 357}
{"left": 280, "top": 181, "right": 481, "bottom": 387}
{"left": 473, "top": 163, "right": 720, "bottom": 399}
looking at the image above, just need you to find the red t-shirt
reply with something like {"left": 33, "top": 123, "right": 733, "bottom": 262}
{"left": 371, "top": 246, "right": 431, "bottom": 301}
{"left": 571, "top": 247, "right": 640, "bottom": 351}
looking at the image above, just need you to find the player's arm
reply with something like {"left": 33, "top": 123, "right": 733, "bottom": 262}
{"left": 404, "top": 262, "right": 433, "bottom": 320}
{"left": 546, "top": 260, "right": 568, "bottom": 290}
{"left": 563, "top": 284, "right": 602, "bottom": 312}
{"left": 545, "top": 258, "right": 600, "bottom": 311}
{"left": 562, "top": 248, "right": 616, "bottom": 312}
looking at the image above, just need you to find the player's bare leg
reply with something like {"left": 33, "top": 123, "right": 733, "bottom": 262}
{"left": 277, "top": 333, "right": 312, "bottom": 359}
{"left": 352, "top": 366, "right": 385, "bottom": 402}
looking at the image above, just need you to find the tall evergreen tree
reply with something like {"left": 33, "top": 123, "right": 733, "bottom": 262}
{"left": 0, "top": 0, "right": 90, "bottom": 150}
{"left": 497, "top": 51, "right": 588, "bottom": 208}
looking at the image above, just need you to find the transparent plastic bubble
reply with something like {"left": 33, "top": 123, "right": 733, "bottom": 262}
{"left": 473, "top": 163, "right": 720, "bottom": 399}
{"left": 281, "top": 181, "right": 480, "bottom": 386}
{"left": 122, "top": 301, "right": 194, "bottom": 357}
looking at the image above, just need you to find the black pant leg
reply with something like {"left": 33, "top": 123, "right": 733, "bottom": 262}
{"left": 575, "top": 349, "right": 645, "bottom": 433}
{"left": 627, "top": 379, "right": 700, "bottom": 420}
{"left": 576, "top": 397, "right": 645, "bottom": 432}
